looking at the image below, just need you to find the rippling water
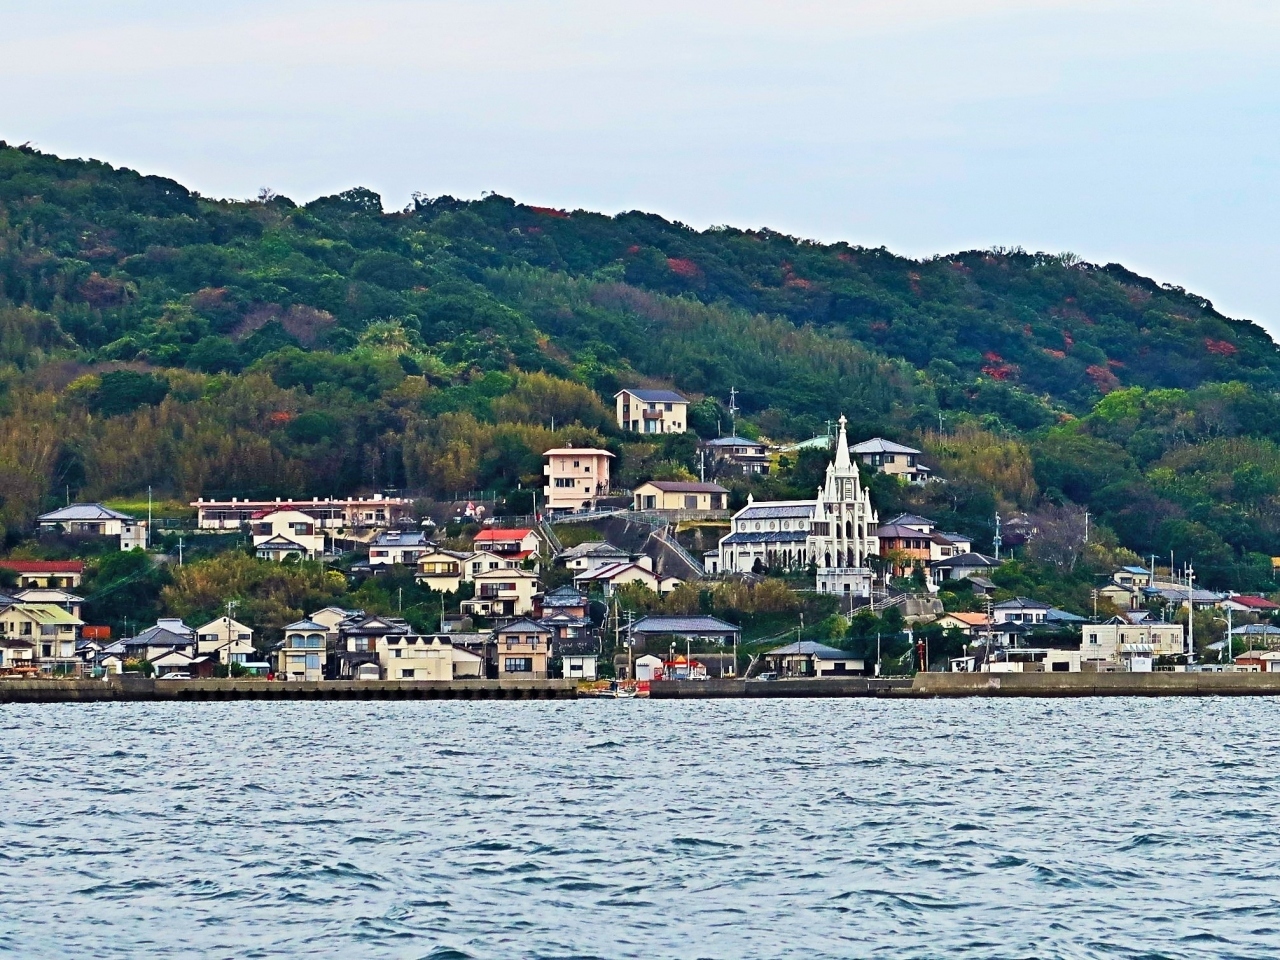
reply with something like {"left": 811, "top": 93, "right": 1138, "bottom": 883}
{"left": 1, "top": 698, "right": 1278, "bottom": 958}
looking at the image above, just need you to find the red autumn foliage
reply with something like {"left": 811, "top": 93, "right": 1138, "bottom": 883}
{"left": 981, "top": 364, "right": 1014, "bottom": 381}
{"left": 527, "top": 206, "right": 569, "bottom": 219}
{"left": 625, "top": 245, "right": 641, "bottom": 256}
{"left": 983, "top": 351, "right": 1004, "bottom": 362}
{"left": 1062, "top": 330, "right": 1074, "bottom": 349}
{"left": 266, "top": 411, "right": 294, "bottom": 425}
{"left": 1086, "top": 364, "right": 1121, "bottom": 392}
{"left": 667, "top": 258, "right": 701, "bottom": 279}
{"left": 79, "top": 272, "right": 128, "bottom": 308}
{"left": 869, "top": 321, "right": 889, "bottom": 333}
{"left": 1205, "top": 338, "right": 1238, "bottom": 356}
{"left": 1042, "top": 348, "right": 1067, "bottom": 359}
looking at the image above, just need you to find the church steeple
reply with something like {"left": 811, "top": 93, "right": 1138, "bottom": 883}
{"left": 834, "top": 414, "right": 852, "bottom": 472}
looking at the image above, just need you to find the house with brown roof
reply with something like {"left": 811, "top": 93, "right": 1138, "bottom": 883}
{"left": 632, "top": 480, "right": 728, "bottom": 516}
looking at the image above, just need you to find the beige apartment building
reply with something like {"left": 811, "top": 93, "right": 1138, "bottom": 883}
{"left": 1082, "top": 618, "right": 1186, "bottom": 667}
{"left": 543, "top": 447, "right": 614, "bottom": 513}
{"left": 615, "top": 388, "right": 688, "bottom": 435}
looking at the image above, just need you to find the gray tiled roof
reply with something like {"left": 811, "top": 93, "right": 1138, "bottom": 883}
{"left": 38, "top": 502, "right": 134, "bottom": 522}
{"left": 721, "top": 531, "right": 807, "bottom": 544}
{"left": 618, "top": 389, "right": 687, "bottom": 403}
{"left": 736, "top": 501, "right": 815, "bottom": 520}
{"left": 852, "top": 438, "right": 921, "bottom": 455}
{"left": 764, "top": 641, "right": 859, "bottom": 659}
{"left": 631, "top": 615, "right": 740, "bottom": 635}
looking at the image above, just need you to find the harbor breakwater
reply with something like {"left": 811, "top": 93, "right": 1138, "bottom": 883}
{"left": 651, "top": 671, "right": 1280, "bottom": 698}
{"left": 4, "top": 672, "right": 1280, "bottom": 703}
{"left": 0, "top": 677, "right": 578, "bottom": 703}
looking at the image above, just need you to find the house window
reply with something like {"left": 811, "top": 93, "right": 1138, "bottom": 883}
{"left": 305, "top": 654, "right": 321, "bottom": 670}
{"left": 401, "top": 669, "right": 415, "bottom": 679}
{"left": 505, "top": 657, "right": 533, "bottom": 673}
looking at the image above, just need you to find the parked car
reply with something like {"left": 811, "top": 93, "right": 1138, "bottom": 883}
{"left": 159, "top": 672, "right": 191, "bottom": 680}
{"left": 750, "top": 672, "right": 778, "bottom": 682}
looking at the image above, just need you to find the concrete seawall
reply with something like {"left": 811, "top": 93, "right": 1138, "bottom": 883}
{"left": 649, "top": 678, "right": 914, "bottom": 698}
{"left": 0, "top": 678, "right": 578, "bottom": 703}
{"left": 911, "top": 671, "right": 1280, "bottom": 697}
{"left": 650, "top": 672, "right": 1280, "bottom": 699}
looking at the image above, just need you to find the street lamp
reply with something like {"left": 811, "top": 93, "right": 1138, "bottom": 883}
{"left": 1214, "top": 605, "right": 1234, "bottom": 668}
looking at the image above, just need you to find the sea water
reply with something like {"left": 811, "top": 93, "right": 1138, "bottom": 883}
{"left": 0, "top": 697, "right": 1276, "bottom": 959}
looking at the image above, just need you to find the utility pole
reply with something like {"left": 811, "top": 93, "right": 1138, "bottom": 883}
{"left": 1186, "top": 561, "right": 1196, "bottom": 664}
{"left": 938, "top": 411, "right": 944, "bottom": 435}
{"left": 728, "top": 387, "right": 738, "bottom": 435}
{"left": 993, "top": 512, "right": 1002, "bottom": 561}
{"left": 177, "top": 536, "right": 184, "bottom": 567}
{"left": 1084, "top": 510, "right": 1090, "bottom": 544}
{"left": 147, "top": 485, "right": 153, "bottom": 550}
{"left": 221, "top": 599, "right": 239, "bottom": 668}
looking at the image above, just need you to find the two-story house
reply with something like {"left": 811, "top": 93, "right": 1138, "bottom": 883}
{"left": 992, "top": 598, "right": 1053, "bottom": 626}
{"left": 381, "top": 634, "right": 484, "bottom": 680}
{"left": 473, "top": 528, "right": 542, "bottom": 561}
{"left": 615, "top": 388, "right": 688, "bottom": 434}
{"left": 703, "top": 436, "right": 770, "bottom": 476}
{"left": 851, "top": 438, "right": 931, "bottom": 483}
{"left": 0, "top": 602, "right": 82, "bottom": 673}
{"left": 416, "top": 548, "right": 469, "bottom": 592}
{"left": 368, "top": 530, "right": 430, "bottom": 567}
{"left": 36, "top": 503, "right": 145, "bottom": 549}
{"left": 542, "top": 447, "right": 614, "bottom": 513}
{"left": 495, "top": 619, "right": 553, "bottom": 679}
{"left": 195, "top": 616, "right": 256, "bottom": 665}
{"left": 557, "top": 541, "right": 631, "bottom": 577}
{"left": 252, "top": 510, "right": 326, "bottom": 561}
{"left": 124, "top": 619, "right": 196, "bottom": 662}
{"left": 461, "top": 568, "right": 540, "bottom": 618}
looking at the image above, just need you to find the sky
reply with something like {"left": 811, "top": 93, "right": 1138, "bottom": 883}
{"left": 2, "top": 0, "right": 1278, "bottom": 335}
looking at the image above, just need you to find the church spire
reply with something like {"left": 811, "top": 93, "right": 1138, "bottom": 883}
{"left": 834, "top": 414, "right": 852, "bottom": 471}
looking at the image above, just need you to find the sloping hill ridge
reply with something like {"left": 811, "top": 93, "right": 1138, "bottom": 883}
{"left": 0, "top": 140, "right": 1274, "bottom": 424}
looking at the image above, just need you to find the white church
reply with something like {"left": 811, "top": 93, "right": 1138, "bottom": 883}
{"left": 714, "top": 416, "right": 879, "bottom": 599}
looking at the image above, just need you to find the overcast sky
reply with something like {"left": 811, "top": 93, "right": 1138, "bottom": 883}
{"left": 2, "top": 1, "right": 1277, "bottom": 335}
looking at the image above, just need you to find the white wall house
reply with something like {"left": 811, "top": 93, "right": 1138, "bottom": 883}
{"left": 252, "top": 510, "right": 326, "bottom": 561}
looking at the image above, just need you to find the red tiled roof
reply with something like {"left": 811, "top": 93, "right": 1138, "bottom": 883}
{"left": 0, "top": 560, "right": 85, "bottom": 573}
{"left": 1230, "top": 595, "right": 1280, "bottom": 610}
{"left": 475, "top": 528, "right": 533, "bottom": 541}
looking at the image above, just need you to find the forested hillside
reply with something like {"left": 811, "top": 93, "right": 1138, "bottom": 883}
{"left": 3, "top": 141, "right": 1280, "bottom": 591}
